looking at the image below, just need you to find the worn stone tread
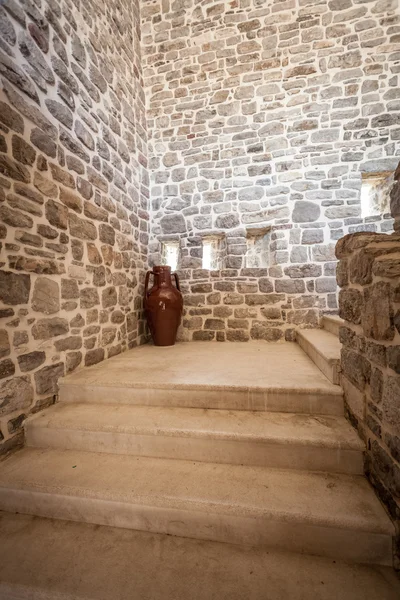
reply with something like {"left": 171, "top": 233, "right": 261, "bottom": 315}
{"left": 322, "top": 315, "right": 345, "bottom": 338}
{"left": 25, "top": 402, "right": 364, "bottom": 474}
{"left": 26, "top": 402, "right": 363, "bottom": 448}
{"left": 0, "top": 448, "right": 393, "bottom": 538}
{"left": 0, "top": 512, "right": 399, "bottom": 600}
{"left": 296, "top": 329, "right": 341, "bottom": 384}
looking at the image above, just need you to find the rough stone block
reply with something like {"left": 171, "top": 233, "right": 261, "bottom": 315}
{"left": 102, "top": 287, "right": 118, "bottom": 309}
{"left": 204, "top": 318, "right": 225, "bottom": 331}
{"left": 45, "top": 200, "right": 68, "bottom": 230}
{"left": 85, "top": 348, "right": 105, "bottom": 367}
{"left": 32, "top": 318, "right": 69, "bottom": 340}
{"left": 34, "top": 363, "right": 64, "bottom": 396}
{"left": 213, "top": 306, "right": 232, "bottom": 318}
{"left": 287, "top": 310, "right": 318, "bottom": 327}
{"left": 362, "top": 282, "right": 394, "bottom": 341}
{"left": 0, "top": 375, "right": 33, "bottom": 417}
{"left": 0, "top": 155, "right": 30, "bottom": 183}
{"left": 17, "top": 351, "right": 46, "bottom": 372}
{"left": 370, "top": 368, "right": 384, "bottom": 404}
{"left": 193, "top": 330, "right": 215, "bottom": 341}
{"left": 315, "top": 278, "right": 337, "bottom": 293}
{"left": 275, "top": 280, "right": 305, "bottom": 294}
{"left": 387, "top": 346, "right": 400, "bottom": 375}
{"left": 0, "top": 271, "right": 30, "bottom": 306}
{"left": 0, "top": 359, "right": 15, "bottom": 380}
{"left": 160, "top": 214, "right": 186, "bottom": 234}
{"left": 292, "top": 201, "right": 320, "bottom": 223}
{"left": 226, "top": 330, "right": 250, "bottom": 342}
{"left": 339, "top": 289, "right": 363, "bottom": 324}
{"left": 341, "top": 347, "right": 371, "bottom": 392}
{"left": 0, "top": 331, "right": 10, "bottom": 359}
{"left": 32, "top": 277, "right": 60, "bottom": 314}
{"left": 250, "top": 322, "right": 284, "bottom": 341}
{"left": 349, "top": 252, "right": 374, "bottom": 285}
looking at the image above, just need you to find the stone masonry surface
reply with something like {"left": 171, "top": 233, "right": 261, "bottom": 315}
{"left": 0, "top": 0, "right": 399, "bottom": 572}
{"left": 336, "top": 217, "right": 400, "bottom": 568}
{"left": 0, "top": 0, "right": 400, "bottom": 453}
{"left": 0, "top": 0, "right": 149, "bottom": 455}
{"left": 142, "top": 0, "right": 400, "bottom": 338}
{"left": 176, "top": 265, "right": 322, "bottom": 342}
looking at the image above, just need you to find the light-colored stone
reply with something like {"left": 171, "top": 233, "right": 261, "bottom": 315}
{"left": 0, "top": 447, "right": 394, "bottom": 564}
{"left": 0, "top": 513, "right": 399, "bottom": 600}
{"left": 0, "top": 0, "right": 148, "bottom": 455}
{"left": 59, "top": 342, "right": 343, "bottom": 415}
{"left": 26, "top": 402, "right": 363, "bottom": 474}
{"left": 296, "top": 329, "right": 341, "bottom": 384}
{"left": 322, "top": 315, "right": 345, "bottom": 338}
{"left": 144, "top": 0, "right": 396, "bottom": 295}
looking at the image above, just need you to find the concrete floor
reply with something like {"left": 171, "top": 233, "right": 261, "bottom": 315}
{"left": 0, "top": 512, "right": 399, "bottom": 600}
{"left": 62, "top": 341, "right": 340, "bottom": 394}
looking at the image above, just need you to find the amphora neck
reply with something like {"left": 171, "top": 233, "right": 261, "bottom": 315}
{"left": 153, "top": 266, "right": 172, "bottom": 286}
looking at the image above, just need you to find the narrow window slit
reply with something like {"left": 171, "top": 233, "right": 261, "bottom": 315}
{"left": 201, "top": 236, "right": 225, "bottom": 271}
{"left": 360, "top": 172, "right": 393, "bottom": 219}
{"left": 245, "top": 227, "right": 271, "bottom": 268}
{"left": 161, "top": 242, "right": 179, "bottom": 271}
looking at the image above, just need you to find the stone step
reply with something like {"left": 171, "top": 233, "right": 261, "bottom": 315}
{"left": 25, "top": 403, "right": 364, "bottom": 475}
{"left": 58, "top": 344, "right": 343, "bottom": 415}
{"left": 296, "top": 329, "right": 341, "bottom": 385}
{"left": 0, "top": 513, "right": 399, "bottom": 600}
{"left": 322, "top": 315, "right": 345, "bottom": 338}
{"left": 58, "top": 342, "right": 343, "bottom": 416}
{"left": 0, "top": 448, "right": 394, "bottom": 565}
{"left": 59, "top": 381, "right": 344, "bottom": 416}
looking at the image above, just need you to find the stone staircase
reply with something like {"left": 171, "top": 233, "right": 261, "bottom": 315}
{"left": 296, "top": 315, "right": 343, "bottom": 384}
{"left": 0, "top": 338, "right": 397, "bottom": 598}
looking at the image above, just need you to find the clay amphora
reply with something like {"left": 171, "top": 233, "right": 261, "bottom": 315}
{"left": 144, "top": 266, "right": 183, "bottom": 346}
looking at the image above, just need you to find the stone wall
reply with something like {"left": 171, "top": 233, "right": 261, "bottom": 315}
{"left": 0, "top": 0, "right": 149, "bottom": 455}
{"left": 142, "top": 0, "right": 399, "bottom": 323}
{"left": 177, "top": 231, "right": 335, "bottom": 342}
{"left": 177, "top": 266, "right": 319, "bottom": 342}
{"left": 392, "top": 161, "right": 400, "bottom": 231}
{"left": 336, "top": 228, "right": 400, "bottom": 567}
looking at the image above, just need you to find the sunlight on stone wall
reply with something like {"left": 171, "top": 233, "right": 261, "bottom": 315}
{"left": 143, "top": 0, "right": 399, "bottom": 338}
{"left": 0, "top": 0, "right": 149, "bottom": 454}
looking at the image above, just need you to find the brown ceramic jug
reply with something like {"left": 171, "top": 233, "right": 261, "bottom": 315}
{"left": 144, "top": 266, "right": 183, "bottom": 346}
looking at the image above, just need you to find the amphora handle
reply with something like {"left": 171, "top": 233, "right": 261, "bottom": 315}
{"left": 173, "top": 272, "right": 181, "bottom": 292}
{"left": 144, "top": 271, "right": 156, "bottom": 297}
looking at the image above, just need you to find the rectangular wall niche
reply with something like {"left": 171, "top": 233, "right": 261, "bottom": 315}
{"left": 161, "top": 241, "right": 179, "bottom": 271}
{"left": 202, "top": 236, "right": 225, "bottom": 270}
{"left": 245, "top": 227, "right": 271, "bottom": 268}
{"left": 361, "top": 172, "right": 393, "bottom": 218}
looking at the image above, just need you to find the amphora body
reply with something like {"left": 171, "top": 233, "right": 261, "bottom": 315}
{"left": 144, "top": 266, "right": 183, "bottom": 346}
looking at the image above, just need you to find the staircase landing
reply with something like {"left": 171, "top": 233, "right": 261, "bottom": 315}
{"left": 59, "top": 341, "right": 343, "bottom": 415}
{"left": 60, "top": 340, "right": 339, "bottom": 392}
